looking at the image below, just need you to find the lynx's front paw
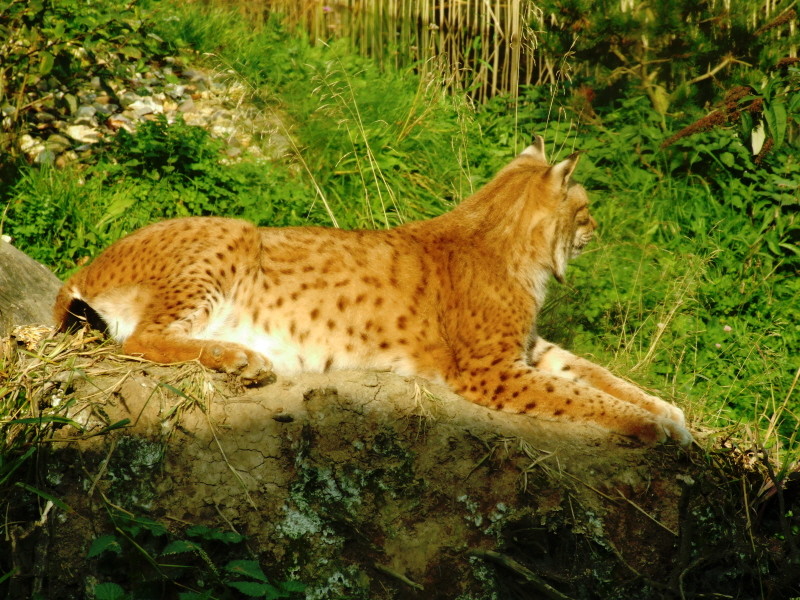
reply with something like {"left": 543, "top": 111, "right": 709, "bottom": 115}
{"left": 660, "top": 416, "right": 693, "bottom": 446}
{"left": 628, "top": 415, "right": 692, "bottom": 447}
{"left": 639, "top": 394, "right": 686, "bottom": 430}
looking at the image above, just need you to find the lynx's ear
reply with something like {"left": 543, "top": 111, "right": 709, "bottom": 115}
{"left": 549, "top": 152, "right": 580, "bottom": 186}
{"left": 520, "top": 135, "right": 546, "bottom": 162}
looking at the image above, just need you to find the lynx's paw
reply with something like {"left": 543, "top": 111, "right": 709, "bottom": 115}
{"left": 653, "top": 398, "right": 689, "bottom": 435}
{"left": 638, "top": 392, "right": 688, "bottom": 430}
{"left": 629, "top": 415, "right": 693, "bottom": 447}
{"left": 206, "top": 344, "right": 273, "bottom": 385}
{"left": 659, "top": 416, "right": 693, "bottom": 446}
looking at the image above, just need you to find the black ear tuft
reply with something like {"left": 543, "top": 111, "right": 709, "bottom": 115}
{"left": 520, "top": 135, "right": 547, "bottom": 162}
{"left": 531, "top": 135, "right": 545, "bottom": 157}
{"left": 549, "top": 152, "right": 580, "bottom": 185}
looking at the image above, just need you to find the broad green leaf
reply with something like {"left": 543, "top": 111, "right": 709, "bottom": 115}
{"left": 94, "top": 582, "right": 126, "bottom": 600}
{"left": 225, "top": 559, "right": 269, "bottom": 582}
{"left": 280, "top": 580, "right": 306, "bottom": 592}
{"left": 720, "top": 152, "right": 734, "bottom": 168}
{"left": 770, "top": 102, "right": 787, "bottom": 149}
{"left": 96, "top": 195, "right": 137, "bottom": 228}
{"left": 789, "top": 91, "right": 800, "bottom": 113}
{"left": 178, "top": 592, "right": 214, "bottom": 600}
{"left": 227, "top": 581, "right": 278, "bottom": 597}
{"left": 87, "top": 534, "right": 122, "bottom": 558}
{"left": 39, "top": 51, "right": 54, "bottom": 75}
{"left": 161, "top": 539, "right": 200, "bottom": 556}
{"left": 187, "top": 525, "right": 246, "bottom": 544}
{"left": 766, "top": 234, "right": 781, "bottom": 255}
{"left": 125, "top": 515, "right": 168, "bottom": 537}
{"left": 739, "top": 111, "right": 753, "bottom": 140}
{"left": 779, "top": 242, "right": 800, "bottom": 256}
{"left": 119, "top": 46, "right": 142, "bottom": 60}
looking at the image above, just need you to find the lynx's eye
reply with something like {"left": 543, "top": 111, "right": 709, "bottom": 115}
{"left": 575, "top": 207, "right": 592, "bottom": 227}
{"left": 571, "top": 206, "right": 595, "bottom": 257}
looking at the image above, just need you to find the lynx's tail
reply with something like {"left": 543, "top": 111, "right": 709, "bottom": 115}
{"left": 52, "top": 282, "right": 81, "bottom": 331}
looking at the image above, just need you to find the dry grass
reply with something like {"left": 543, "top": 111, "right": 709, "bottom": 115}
{"left": 0, "top": 327, "right": 222, "bottom": 488}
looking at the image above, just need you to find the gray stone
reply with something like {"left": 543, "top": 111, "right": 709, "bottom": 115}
{"left": 107, "top": 114, "right": 135, "bottom": 132}
{"left": 182, "top": 67, "right": 206, "bottom": 81}
{"left": 56, "top": 150, "right": 79, "bottom": 168}
{"left": 92, "top": 102, "right": 118, "bottom": 116}
{"left": 77, "top": 92, "right": 97, "bottom": 105}
{"left": 34, "top": 149, "right": 56, "bottom": 165}
{"left": 76, "top": 105, "right": 97, "bottom": 119}
{"left": 19, "top": 134, "right": 45, "bottom": 159}
{"left": 0, "top": 241, "right": 62, "bottom": 336}
{"left": 119, "top": 91, "right": 141, "bottom": 108}
{"left": 45, "top": 134, "right": 72, "bottom": 153}
{"left": 178, "top": 97, "right": 196, "bottom": 113}
{"left": 128, "top": 97, "right": 162, "bottom": 118}
{"left": 165, "top": 83, "right": 186, "bottom": 99}
{"left": 33, "top": 111, "right": 57, "bottom": 124}
{"left": 64, "top": 124, "right": 101, "bottom": 144}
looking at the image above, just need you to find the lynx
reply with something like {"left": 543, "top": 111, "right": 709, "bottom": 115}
{"left": 54, "top": 136, "right": 691, "bottom": 446}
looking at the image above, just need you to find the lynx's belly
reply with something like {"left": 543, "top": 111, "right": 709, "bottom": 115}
{"left": 191, "top": 297, "right": 424, "bottom": 378}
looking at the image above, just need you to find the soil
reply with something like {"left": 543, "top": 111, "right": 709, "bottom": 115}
{"left": 4, "top": 355, "right": 799, "bottom": 599}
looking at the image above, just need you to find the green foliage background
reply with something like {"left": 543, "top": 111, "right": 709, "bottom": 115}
{"left": 1, "top": 0, "right": 797, "bottom": 440}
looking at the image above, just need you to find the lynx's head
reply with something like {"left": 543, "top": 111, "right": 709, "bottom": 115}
{"left": 446, "top": 135, "right": 597, "bottom": 289}
{"left": 516, "top": 136, "right": 597, "bottom": 283}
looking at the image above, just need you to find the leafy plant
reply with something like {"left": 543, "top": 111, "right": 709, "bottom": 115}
{"left": 0, "top": 0, "right": 173, "bottom": 160}
{"left": 2, "top": 113, "right": 316, "bottom": 275}
{"left": 530, "top": 0, "right": 799, "bottom": 118}
{"left": 88, "top": 512, "right": 305, "bottom": 599}
{"left": 152, "top": 7, "right": 474, "bottom": 229}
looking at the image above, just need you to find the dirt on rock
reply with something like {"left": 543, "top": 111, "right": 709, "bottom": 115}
{"left": 4, "top": 348, "right": 799, "bottom": 599}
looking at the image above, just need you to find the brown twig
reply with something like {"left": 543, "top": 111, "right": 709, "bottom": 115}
{"left": 470, "top": 550, "right": 573, "bottom": 600}
{"left": 374, "top": 563, "right": 424, "bottom": 591}
{"left": 754, "top": 8, "right": 797, "bottom": 36}
{"left": 616, "top": 489, "right": 679, "bottom": 537}
{"left": 685, "top": 55, "right": 750, "bottom": 86}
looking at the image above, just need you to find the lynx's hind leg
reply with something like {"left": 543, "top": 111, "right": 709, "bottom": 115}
{"left": 55, "top": 217, "right": 275, "bottom": 384}
{"left": 115, "top": 270, "right": 273, "bottom": 384}
{"left": 122, "top": 322, "right": 272, "bottom": 384}
{"left": 528, "top": 338, "right": 690, "bottom": 442}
